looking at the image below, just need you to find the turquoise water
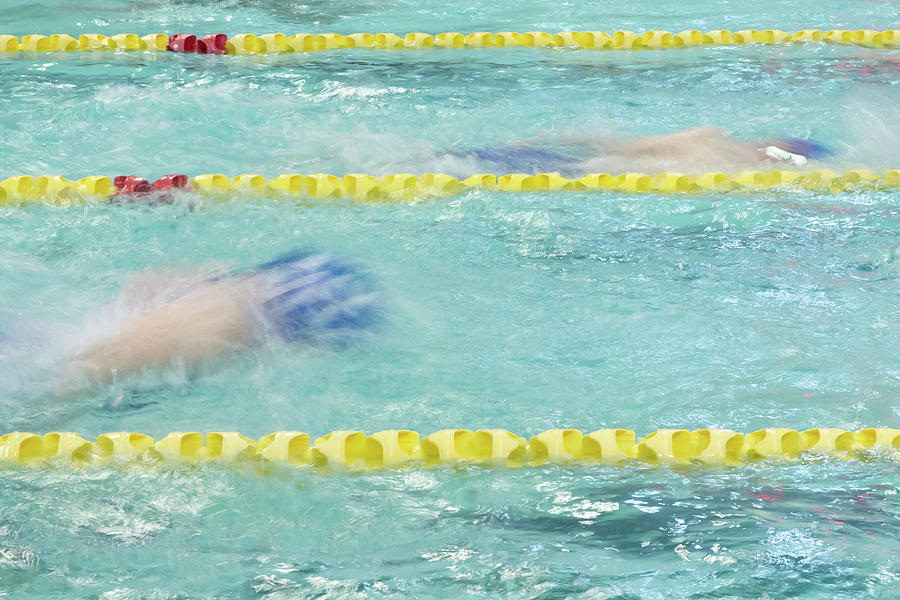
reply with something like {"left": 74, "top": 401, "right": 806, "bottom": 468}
{"left": 2, "top": 0, "right": 900, "bottom": 36}
{"left": 2, "top": 195, "right": 899, "bottom": 435}
{"left": 2, "top": 462, "right": 899, "bottom": 598}
{"left": 1, "top": 46, "right": 900, "bottom": 178}
{"left": 3, "top": 0, "right": 900, "bottom": 597}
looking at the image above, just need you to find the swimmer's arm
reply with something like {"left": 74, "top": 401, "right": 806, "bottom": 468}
{"left": 546, "top": 127, "right": 760, "bottom": 158}
{"left": 73, "top": 280, "right": 257, "bottom": 384}
{"left": 605, "top": 127, "right": 721, "bottom": 154}
{"left": 519, "top": 129, "right": 718, "bottom": 152}
{"left": 116, "top": 265, "right": 229, "bottom": 309}
{"left": 618, "top": 128, "right": 765, "bottom": 164}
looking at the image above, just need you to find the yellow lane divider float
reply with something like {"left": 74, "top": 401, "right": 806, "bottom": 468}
{"left": 1, "top": 428, "right": 897, "bottom": 470}
{"left": 1, "top": 169, "right": 899, "bottom": 205}
{"left": 1, "top": 30, "right": 899, "bottom": 54}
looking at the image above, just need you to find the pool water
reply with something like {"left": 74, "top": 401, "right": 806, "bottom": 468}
{"left": 2, "top": 45, "right": 900, "bottom": 178}
{"left": 2, "top": 0, "right": 900, "bottom": 597}
{"left": 2, "top": 462, "right": 899, "bottom": 598}
{"left": 2, "top": 0, "right": 900, "bottom": 39}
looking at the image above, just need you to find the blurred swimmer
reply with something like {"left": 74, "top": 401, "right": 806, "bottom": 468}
{"left": 439, "top": 127, "right": 833, "bottom": 176}
{"left": 63, "top": 249, "right": 379, "bottom": 387}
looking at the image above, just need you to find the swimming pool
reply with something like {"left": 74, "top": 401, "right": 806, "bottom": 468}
{"left": 2, "top": 0, "right": 900, "bottom": 597}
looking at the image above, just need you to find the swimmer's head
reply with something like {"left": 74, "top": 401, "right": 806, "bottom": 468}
{"left": 255, "top": 249, "right": 380, "bottom": 347}
{"left": 773, "top": 137, "right": 834, "bottom": 160}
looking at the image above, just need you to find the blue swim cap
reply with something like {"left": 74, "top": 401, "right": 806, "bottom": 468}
{"left": 256, "top": 249, "right": 379, "bottom": 346}
{"left": 776, "top": 138, "right": 834, "bottom": 159}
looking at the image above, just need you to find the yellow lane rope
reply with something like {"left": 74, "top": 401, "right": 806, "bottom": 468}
{"left": 1, "top": 30, "right": 899, "bottom": 54}
{"left": 1, "top": 169, "right": 899, "bottom": 205}
{"left": 2, "top": 428, "right": 898, "bottom": 470}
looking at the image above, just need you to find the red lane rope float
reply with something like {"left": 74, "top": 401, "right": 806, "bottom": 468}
{"left": 112, "top": 175, "right": 188, "bottom": 197}
{"left": 198, "top": 34, "right": 228, "bottom": 54}
{"left": 166, "top": 33, "right": 197, "bottom": 53}
{"left": 164, "top": 33, "right": 227, "bottom": 54}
